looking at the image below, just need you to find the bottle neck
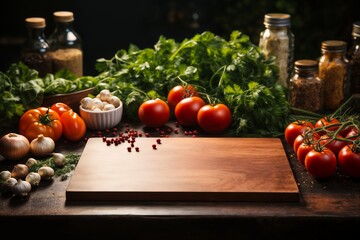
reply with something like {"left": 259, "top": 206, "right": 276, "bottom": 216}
{"left": 295, "top": 69, "right": 318, "bottom": 78}
{"left": 50, "top": 21, "right": 81, "bottom": 49}
{"left": 27, "top": 27, "right": 46, "bottom": 40}
{"left": 321, "top": 50, "right": 346, "bottom": 60}
{"left": 55, "top": 21, "right": 73, "bottom": 31}
{"left": 352, "top": 36, "right": 360, "bottom": 45}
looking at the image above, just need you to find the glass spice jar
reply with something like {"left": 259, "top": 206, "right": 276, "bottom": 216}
{"left": 347, "top": 22, "right": 360, "bottom": 95}
{"left": 259, "top": 13, "right": 295, "bottom": 88}
{"left": 289, "top": 60, "right": 323, "bottom": 112}
{"left": 20, "top": 17, "right": 53, "bottom": 77}
{"left": 48, "top": 11, "right": 83, "bottom": 77}
{"left": 318, "top": 40, "right": 349, "bottom": 111}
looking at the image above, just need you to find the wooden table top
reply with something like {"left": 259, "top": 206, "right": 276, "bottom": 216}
{"left": 1, "top": 121, "right": 359, "bottom": 239}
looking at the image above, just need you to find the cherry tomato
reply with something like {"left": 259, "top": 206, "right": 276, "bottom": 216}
{"left": 50, "top": 102, "right": 72, "bottom": 117}
{"left": 339, "top": 125, "right": 356, "bottom": 138}
{"left": 175, "top": 96, "right": 206, "bottom": 127}
{"left": 60, "top": 110, "right": 86, "bottom": 142}
{"left": 319, "top": 134, "right": 347, "bottom": 158}
{"left": 305, "top": 148, "right": 337, "bottom": 179}
{"left": 338, "top": 144, "right": 360, "bottom": 178}
{"left": 293, "top": 134, "right": 305, "bottom": 154}
{"left": 284, "top": 120, "right": 314, "bottom": 147}
{"left": 314, "top": 117, "right": 340, "bottom": 136}
{"left": 296, "top": 142, "right": 314, "bottom": 166}
{"left": 19, "top": 107, "right": 63, "bottom": 142}
{"left": 346, "top": 128, "right": 359, "bottom": 141}
{"left": 138, "top": 99, "right": 170, "bottom": 128}
{"left": 167, "top": 85, "right": 198, "bottom": 112}
{"left": 293, "top": 128, "right": 319, "bottom": 153}
{"left": 197, "top": 103, "right": 232, "bottom": 134}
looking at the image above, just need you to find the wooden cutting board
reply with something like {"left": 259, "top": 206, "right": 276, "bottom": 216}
{"left": 66, "top": 137, "right": 300, "bottom": 202}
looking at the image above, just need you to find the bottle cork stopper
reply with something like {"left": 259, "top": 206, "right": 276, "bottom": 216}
{"left": 53, "top": 11, "right": 74, "bottom": 22}
{"left": 25, "top": 17, "right": 46, "bottom": 28}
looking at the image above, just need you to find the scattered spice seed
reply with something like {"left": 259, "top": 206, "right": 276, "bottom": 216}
{"left": 127, "top": 147, "right": 132, "bottom": 152}
{"left": 156, "top": 139, "right": 161, "bottom": 144}
{"left": 152, "top": 144, "right": 157, "bottom": 149}
{"left": 135, "top": 147, "right": 140, "bottom": 152}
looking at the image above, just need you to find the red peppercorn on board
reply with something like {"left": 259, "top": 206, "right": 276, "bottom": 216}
{"left": 66, "top": 137, "right": 300, "bottom": 202}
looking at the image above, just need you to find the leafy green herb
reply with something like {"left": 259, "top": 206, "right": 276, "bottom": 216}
{"left": 0, "top": 62, "right": 98, "bottom": 131}
{"left": 28, "top": 153, "right": 80, "bottom": 181}
{"left": 95, "top": 30, "right": 290, "bottom": 136}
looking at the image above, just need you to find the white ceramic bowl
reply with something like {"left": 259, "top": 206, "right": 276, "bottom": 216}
{"left": 79, "top": 102, "right": 123, "bottom": 130}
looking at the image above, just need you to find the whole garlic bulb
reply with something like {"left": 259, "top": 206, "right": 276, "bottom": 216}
{"left": 92, "top": 98, "right": 103, "bottom": 110}
{"left": 0, "top": 170, "right": 11, "bottom": 181}
{"left": 108, "top": 96, "right": 121, "bottom": 108}
{"left": 38, "top": 166, "right": 54, "bottom": 180}
{"left": 25, "top": 172, "right": 41, "bottom": 186}
{"left": 11, "top": 163, "right": 29, "bottom": 179}
{"left": 5, "top": 177, "right": 17, "bottom": 191}
{"left": 30, "top": 134, "right": 55, "bottom": 157}
{"left": 103, "top": 103, "right": 115, "bottom": 111}
{"left": 25, "top": 157, "right": 38, "bottom": 168}
{"left": 80, "top": 97, "right": 94, "bottom": 110}
{"left": 12, "top": 179, "right": 31, "bottom": 197}
{"left": 99, "top": 89, "right": 111, "bottom": 102}
{"left": 53, "top": 153, "right": 66, "bottom": 167}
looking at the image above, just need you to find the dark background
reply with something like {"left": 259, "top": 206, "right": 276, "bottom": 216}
{"left": 1, "top": 0, "right": 359, "bottom": 76}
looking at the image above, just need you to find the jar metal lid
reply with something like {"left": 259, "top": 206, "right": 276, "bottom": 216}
{"left": 352, "top": 22, "right": 360, "bottom": 37}
{"left": 54, "top": 11, "right": 74, "bottom": 22}
{"left": 264, "top": 13, "right": 291, "bottom": 27}
{"left": 321, "top": 40, "right": 347, "bottom": 52}
{"left": 25, "top": 17, "right": 46, "bottom": 28}
{"left": 295, "top": 59, "right": 318, "bottom": 69}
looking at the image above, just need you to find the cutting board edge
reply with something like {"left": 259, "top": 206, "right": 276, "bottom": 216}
{"left": 66, "top": 190, "right": 300, "bottom": 202}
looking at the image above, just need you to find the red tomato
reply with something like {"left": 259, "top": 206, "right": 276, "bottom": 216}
{"left": 346, "top": 128, "right": 359, "bottom": 141}
{"left": 138, "top": 99, "right": 170, "bottom": 128}
{"left": 293, "top": 128, "right": 319, "bottom": 153}
{"left": 314, "top": 117, "right": 340, "bottom": 136}
{"left": 338, "top": 144, "right": 360, "bottom": 178}
{"left": 167, "top": 85, "right": 198, "bottom": 112}
{"left": 175, "top": 96, "right": 206, "bottom": 127}
{"left": 340, "top": 125, "right": 356, "bottom": 138}
{"left": 19, "top": 107, "right": 63, "bottom": 142}
{"left": 197, "top": 103, "right": 232, "bottom": 134}
{"left": 50, "top": 102, "right": 72, "bottom": 117}
{"left": 293, "top": 134, "right": 305, "bottom": 154}
{"left": 319, "top": 134, "right": 347, "bottom": 157}
{"left": 296, "top": 142, "right": 314, "bottom": 166}
{"left": 305, "top": 148, "right": 337, "bottom": 179}
{"left": 284, "top": 120, "right": 314, "bottom": 147}
{"left": 60, "top": 110, "right": 86, "bottom": 142}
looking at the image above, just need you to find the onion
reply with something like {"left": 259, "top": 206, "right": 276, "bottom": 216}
{"left": 0, "top": 133, "right": 30, "bottom": 161}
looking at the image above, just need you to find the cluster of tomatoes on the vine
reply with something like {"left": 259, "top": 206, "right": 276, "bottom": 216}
{"left": 138, "top": 84, "right": 232, "bottom": 134}
{"left": 284, "top": 116, "right": 360, "bottom": 179}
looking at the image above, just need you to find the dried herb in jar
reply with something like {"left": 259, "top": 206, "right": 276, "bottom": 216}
{"left": 289, "top": 60, "right": 323, "bottom": 112}
{"left": 318, "top": 40, "right": 349, "bottom": 111}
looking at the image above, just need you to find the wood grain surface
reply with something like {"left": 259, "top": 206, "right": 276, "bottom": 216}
{"left": 66, "top": 137, "right": 299, "bottom": 202}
